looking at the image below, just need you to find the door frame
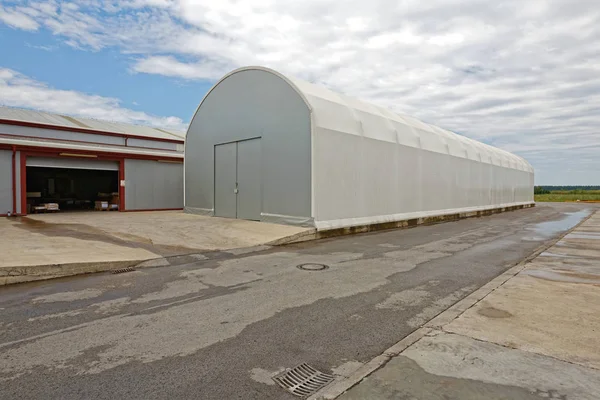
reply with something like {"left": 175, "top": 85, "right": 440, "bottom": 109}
{"left": 213, "top": 136, "right": 261, "bottom": 147}
{"left": 213, "top": 136, "right": 262, "bottom": 219}
{"left": 236, "top": 138, "right": 262, "bottom": 221}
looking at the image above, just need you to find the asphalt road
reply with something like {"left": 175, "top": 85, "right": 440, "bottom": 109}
{"left": 0, "top": 203, "right": 595, "bottom": 400}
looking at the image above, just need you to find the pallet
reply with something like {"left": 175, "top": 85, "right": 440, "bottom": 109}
{"left": 31, "top": 209, "right": 60, "bottom": 214}
{"left": 95, "top": 208, "right": 119, "bottom": 211}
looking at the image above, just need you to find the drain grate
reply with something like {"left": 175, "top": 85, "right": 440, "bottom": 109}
{"left": 273, "top": 363, "right": 334, "bottom": 398}
{"left": 111, "top": 267, "right": 135, "bottom": 274}
{"left": 297, "top": 263, "right": 329, "bottom": 271}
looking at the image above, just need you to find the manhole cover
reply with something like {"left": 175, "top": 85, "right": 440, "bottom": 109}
{"left": 111, "top": 267, "right": 135, "bottom": 274}
{"left": 297, "top": 263, "right": 329, "bottom": 271}
{"left": 273, "top": 363, "right": 334, "bottom": 398}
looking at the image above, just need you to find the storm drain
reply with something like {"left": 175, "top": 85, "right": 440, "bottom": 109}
{"left": 273, "top": 363, "right": 334, "bottom": 398}
{"left": 111, "top": 267, "right": 135, "bottom": 274}
{"left": 296, "top": 263, "right": 329, "bottom": 271}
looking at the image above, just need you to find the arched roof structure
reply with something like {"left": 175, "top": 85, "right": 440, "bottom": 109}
{"left": 191, "top": 66, "right": 532, "bottom": 173}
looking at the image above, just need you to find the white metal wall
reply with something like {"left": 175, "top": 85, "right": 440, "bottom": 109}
{"left": 0, "top": 150, "right": 12, "bottom": 214}
{"left": 127, "top": 138, "right": 182, "bottom": 151}
{"left": 124, "top": 159, "right": 183, "bottom": 210}
{"left": 15, "top": 151, "right": 21, "bottom": 214}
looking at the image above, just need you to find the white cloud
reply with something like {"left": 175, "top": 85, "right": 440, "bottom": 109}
{"left": 2, "top": 0, "right": 600, "bottom": 183}
{"left": 132, "top": 56, "right": 224, "bottom": 80}
{"left": 0, "top": 68, "right": 186, "bottom": 132}
{"left": 0, "top": 6, "right": 40, "bottom": 30}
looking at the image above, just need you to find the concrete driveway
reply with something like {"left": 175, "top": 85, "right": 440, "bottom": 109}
{"left": 0, "top": 211, "right": 309, "bottom": 281}
{"left": 0, "top": 203, "right": 596, "bottom": 400}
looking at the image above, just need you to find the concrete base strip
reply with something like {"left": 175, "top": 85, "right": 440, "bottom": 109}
{"left": 309, "top": 208, "right": 594, "bottom": 400}
{"left": 0, "top": 245, "right": 275, "bottom": 286}
{"left": 0, "top": 260, "right": 143, "bottom": 286}
{"left": 266, "top": 229, "right": 318, "bottom": 245}
{"left": 311, "top": 203, "right": 535, "bottom": 241}
{"left": 273, "top": 204, "right": 536, "bottom": 247}
{"left": 315, "top": 203, "right": 535, "bottom": 232}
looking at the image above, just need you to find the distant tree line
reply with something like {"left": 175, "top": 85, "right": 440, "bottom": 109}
{"left": 535, "top": 186, "right": 600, "bottom": 194}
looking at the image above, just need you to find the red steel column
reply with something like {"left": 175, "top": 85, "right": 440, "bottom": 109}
{"left": 119, "top": 158, "right": 125, "bottom": 211}
{"left": 20, "top": 152, "right": 27, "bottom": 215}
{"left": 12, "top": 146, "right": 17, "bottom": 215}
{"left": 11, "top": 146, "right": 16, "bottom": 215}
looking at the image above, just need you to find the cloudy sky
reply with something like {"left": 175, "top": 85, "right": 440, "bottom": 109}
{"left": 0, "top": 0, "right": 598, "bottom": 184}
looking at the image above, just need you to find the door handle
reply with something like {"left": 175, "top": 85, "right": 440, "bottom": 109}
{"left": 234, "top": 182, "right": 239, "bottom": 194}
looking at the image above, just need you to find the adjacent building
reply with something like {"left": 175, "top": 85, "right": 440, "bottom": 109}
{"left": 0, "top": 106, "right": 184, "bottom": 216}
{"left": 185, "top": 66, "right": 534, "bottom": 230}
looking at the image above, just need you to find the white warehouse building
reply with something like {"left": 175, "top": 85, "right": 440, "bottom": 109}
{"left": 185, "top": 67, "right": 534, "bottom": 230}
{"left": 0, "top": 107, "right": 184, "bottom": 217}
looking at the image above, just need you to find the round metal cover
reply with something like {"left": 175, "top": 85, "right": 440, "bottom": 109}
{"left": 297, "top": 263, "right": 329, "bottom": 271}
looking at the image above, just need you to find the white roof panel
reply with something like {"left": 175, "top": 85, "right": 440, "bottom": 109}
{"left": 271, "top": 68, "right": 532, "bottom": 173}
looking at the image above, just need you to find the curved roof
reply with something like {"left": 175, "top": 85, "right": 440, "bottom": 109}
{"left": 201, "top": 67, "right": 532, "bottom": 173}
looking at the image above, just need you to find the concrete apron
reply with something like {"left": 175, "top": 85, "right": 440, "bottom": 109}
{"left": 313, "top": 209, "right": 600, "bottom": 400}
{"left": 0, "top": 246, "right": 272, "bottom": 286}
{"left": 1, "top": 204, "right": 534, "bottom": 286}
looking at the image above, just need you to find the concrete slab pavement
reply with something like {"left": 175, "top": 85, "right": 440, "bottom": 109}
{"left": 0, "top": 211, "right": 310, "bottom": 285}
{"left": 444, "top": 211, "right": 600, "bottom": 369}
{"left": 335, "top": 210, "right": 600, "bottom": 400}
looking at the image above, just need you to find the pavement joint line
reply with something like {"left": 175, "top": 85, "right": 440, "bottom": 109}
{"left": 437, "top": 330, "right": 600, "bottom": 372}
{"left": 309, "top": 208, "right": 597, "bottom": 400}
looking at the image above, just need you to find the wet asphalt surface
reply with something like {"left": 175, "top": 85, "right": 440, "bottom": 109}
{"left": 0, "top": 203, "right": 596, "bottom": 400}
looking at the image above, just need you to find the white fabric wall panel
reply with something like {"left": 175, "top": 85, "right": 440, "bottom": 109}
{"left": 397, "top": 145, "right": 422, "bottom": 213}
{"left": 313, "top": 131, "right": 534, "bottom": 230}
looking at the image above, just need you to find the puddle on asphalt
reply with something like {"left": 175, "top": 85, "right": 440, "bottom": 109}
{"left": 523, "top": 269, "right": 600, "bottom": 285}
{"left": 477, "top": 307, "right": 512, "bottom": 318}
{"left": 523, "top": 210, "right": 591, "bottom": 241}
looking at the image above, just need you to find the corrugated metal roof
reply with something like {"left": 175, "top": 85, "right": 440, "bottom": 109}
{"left": 0, "top": 135, "right": 184, "bottom": 159}
{"left": 0, "top": 106, "right": 186, "bottom": 141}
